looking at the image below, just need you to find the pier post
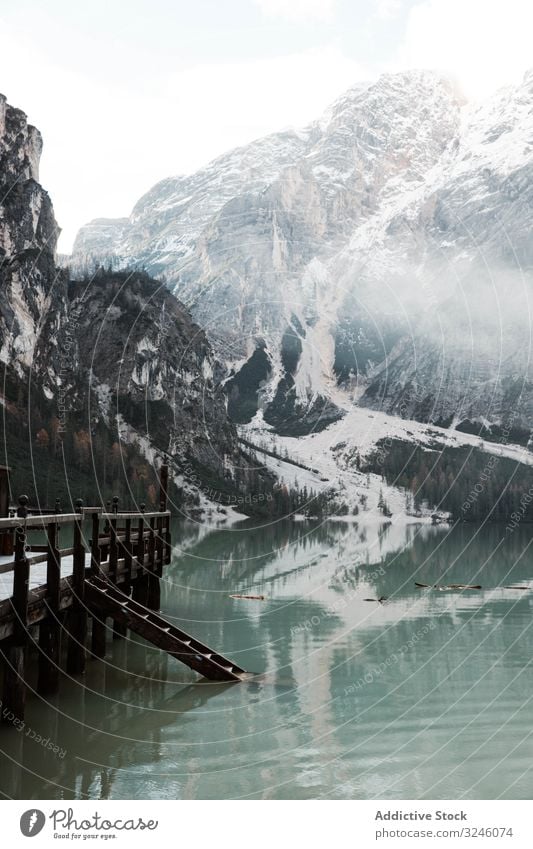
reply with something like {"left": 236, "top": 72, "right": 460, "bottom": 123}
{"left": 1, "top": 523, "right": 29, "bottom": 723}
{"left": 147, "top": 576, "right": 161, "bottom": 611}
{"left": 155, "top": 513, "right": 164, "bottom": 577}
{"left": 148, "top": 514, "right": 156, "bottom": 564}
{"left": 37, "top": 520, "right": 62, "bottom": 695}
{"left": 110, "top": 497, "right": 128, "bottom": 639}
{"left": 147, "top": 516, "right": 160, "bottom": 611}
{"left": 132, "top": 506, "right": 149, "bottom": 606}
{"left": 109, "top": 500, "right": 118, "bottom": 583}
{"left": 159, "top": 466, "right": 170, "bottom": 571}
{"left": 66, "top": 500, "right": 87, "bottom": 675}
{"left": 90, "top": 511, "right": 107, "bottom": 658}
{"left": 164, "top": 513, "right": 171, "bottom": 566}
{"left": 159, "top": 464, "right": 169, "bottom": 512}
{"left": 123, "top": 517, "right": 132, "bottom": 591}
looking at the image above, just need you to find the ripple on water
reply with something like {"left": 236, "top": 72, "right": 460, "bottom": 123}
{"left": 1, "top": 520, "right": 532, "bottom": 799}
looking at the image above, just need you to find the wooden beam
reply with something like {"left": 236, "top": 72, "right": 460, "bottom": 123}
{"left": 0, "top": 513, "right": 80, "bottom": 529}
{"left": 12, "top": 526, "right": 30, "bottom": 645}
{"left": 66, "top": 506, "right": 87, "bottom": 675}
{"left": 0, "top": 510, "right": 170, "bottom": 530}
{"left": 159, "top": 464, "right": 169, "bottom": 512}
{"left": 37, "top": 521, "right": 62, "bottom": 695}
{"left": 90, "top": 512, "right": 106, "bottom": 658}
{"left": 1, "top": 644, "right": 27, "bottom": 724}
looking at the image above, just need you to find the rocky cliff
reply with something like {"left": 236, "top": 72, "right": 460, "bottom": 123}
{"left": 0, "top": 93, "right": 66, "bottom": 391}
{"left": 0, "top": 93, "right": 271, "bottom": 516}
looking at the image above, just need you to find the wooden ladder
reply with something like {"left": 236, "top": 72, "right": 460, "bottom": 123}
{"left": 85, "top": 575, "right": 247, "bottom": 682}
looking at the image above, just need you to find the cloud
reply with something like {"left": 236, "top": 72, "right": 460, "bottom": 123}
{"left": 0, "top": 31, "right": 364, "bottom": 252}
{"left": 397, "top": 0, "right": 533, "bottom": 99}
{"left": 164, "top": 46, "right": 365, "bottom": 159}
{"left": 253, "top": 0, "right": 337, "bottom": 22}
{"left": 6, "top": 0, "right": 530, "bottom": 257}
{"left": 374, "top": 0, "right": 402, "bottom": 20}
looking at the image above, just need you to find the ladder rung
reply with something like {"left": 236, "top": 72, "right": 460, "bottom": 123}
{"left": 87, "top": 576, "right": 246, "bottom": 680}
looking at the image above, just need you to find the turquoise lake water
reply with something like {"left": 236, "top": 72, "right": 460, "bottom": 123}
{"left": 1, "top": 518, "right": 532, "bottom": 799}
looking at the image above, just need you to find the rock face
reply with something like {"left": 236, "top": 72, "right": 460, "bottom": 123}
{"left": 71, "top": 69, "right": 533, "bottom": 439}
{"left": 0, "top": 93, "right": 269, "bottom": 513}
{"left": 68, "top": 269, "right": 242, "bottom": 491}
{"left": 0, "top": 93, "right": 65, "bottom": 390}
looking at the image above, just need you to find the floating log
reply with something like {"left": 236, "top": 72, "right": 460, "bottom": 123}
{"left": 229, "top": 594, "right": 266, "bottom": 601}
{"left": 447, "top": 583, "right": 482, "bottom": 590}
{"left": 415, "top": 582, "right": 482, "bottom": 590}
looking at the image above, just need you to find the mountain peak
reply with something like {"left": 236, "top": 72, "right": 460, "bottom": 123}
{"left": 69, "top": 69, "right": 533, "bottom": 433}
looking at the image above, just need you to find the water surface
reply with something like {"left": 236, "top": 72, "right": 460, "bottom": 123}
{"left": 1, "top": 518, "right": 532, "bottom": 799}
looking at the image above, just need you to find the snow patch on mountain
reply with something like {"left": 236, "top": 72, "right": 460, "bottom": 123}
{"left": 241, "top": 399, "right": 533, "bottom": 522}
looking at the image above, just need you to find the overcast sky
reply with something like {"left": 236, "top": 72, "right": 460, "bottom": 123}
{"left": 0, "top": 0, "right": 531, "bottom": 252}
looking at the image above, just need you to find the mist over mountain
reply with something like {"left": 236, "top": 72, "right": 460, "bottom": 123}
{"left": 71, "top": 69, "right": 533, "bottom": 444}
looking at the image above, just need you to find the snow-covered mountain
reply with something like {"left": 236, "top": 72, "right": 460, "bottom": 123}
{"left": 71, "top": 69, "right": 533, "bottom": 442}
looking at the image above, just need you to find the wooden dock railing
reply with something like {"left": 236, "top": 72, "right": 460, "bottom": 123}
{"left": 0, "top": 463, "right": 248, "bottom": 723}
{"left": 0, "top": 471, "right": 172, "bottom": 724}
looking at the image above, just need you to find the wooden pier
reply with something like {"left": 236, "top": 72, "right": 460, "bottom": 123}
{"left": 0, "top": 466, "right": 246, "bottom": 724}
